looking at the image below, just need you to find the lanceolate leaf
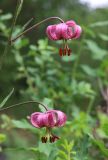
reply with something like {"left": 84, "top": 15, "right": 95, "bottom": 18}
{"left": 93, "top": 139, "right": 108, "bottom": 157}
{"left": 85, "top": 40, "right": 107, "bottom": 60}
{"left": 0, "top": 88, "right": 14, "bottom": 109}
{"left": 16, "top": 0, "right": 24, "bottom": 18}
{"left": 90, "top": 21, "right": 108, "bottom": 27}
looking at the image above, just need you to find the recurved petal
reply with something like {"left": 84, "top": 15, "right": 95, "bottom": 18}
{"left": 61, "top": 23, "right": 73, "bottom": 39}
{"left": 73, "top": 25, "right": 82, "bottom": 39}
{"left": 56, "top": 23, "right": 73, "bottom": 39}
{"left": 30, "top": 112, "right": 44, "bottom": 128}
{"left": 55, "top": 23, "right": 66, "bottom": 39}
{"left": 45, "top": 110, "right": 58, "bottom": 127}
{"left": 56, "top": 110, "right": 67, "bottom": 127}
{"left": 46, "top": 25, "right": 59, "bottom": 40}
{"left": 49, "top": 110, "right": 67, "bottom": 127}
{"left": 66, "top": 20, "right": 76, "bottom": 27}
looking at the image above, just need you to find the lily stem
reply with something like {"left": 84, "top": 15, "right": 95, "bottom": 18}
{"left": 72, "top": 32, "right": 85, "bottom": 79}
{"left": 0, "top": 101, "right": 48, "bottom": 112}
{"left": 87, "top": 96, "right": 95, "bottom": 115}
{"left": 10, "top": 16, "right": 64, "bottom": 43}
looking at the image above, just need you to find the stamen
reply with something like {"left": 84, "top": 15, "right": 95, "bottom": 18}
{"left": 67, "top": 48, "right": 71, "bottom": 56}
{"left": 41, "top": 136, "right": 47, "bottom": 143}
{"left": 59, "top": 48, "right": 63, "bottom": 56}
{"left": 52, "top": 135, "right": 59, "bottom": 141}
{"left": 49, "top": 136, "right": 53, "bottom": 143}
{"left": 49, "top": 134, "right": 60, "bottom": 143}
{"left": 63, "top": 48, "right": 67, "bottom": 56}
{"left": 64, "top": 41, "right": 71, "bottom": 56}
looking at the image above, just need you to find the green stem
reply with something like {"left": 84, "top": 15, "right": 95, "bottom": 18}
{"left": 11, "top": 16, "right": 64, "bottom": 43}
{"left": 87, "top": 96, "right": 95, "bottom": 114}
{"left": 0, "top": 101, "right": 48, "bottom": 112}
{"left": 0, "top": 0, "right": 22, "bottom": 70}
{"left": 72, "top": 33, "right": 85, "bottom": 79}
{"left": 68, "top": 150, "right": 71, "bottom": 160}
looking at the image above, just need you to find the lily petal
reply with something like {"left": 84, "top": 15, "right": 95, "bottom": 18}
{"left": 73, "top": 25, "right": 82, "bottom": 39}
{"left": 30, "top": 112, "right": 44, "bottom": 128}
{"left": 54, "top": 110, "right": 67, "bottom": 127}
{"left": 56, "top": 23, "right": 72, "bottom": 39}
{"left": 46, "top": 25, "right": 59, "bottom": 40}
{"left": 66, "top": 20, "right": 76, "bottom": 27}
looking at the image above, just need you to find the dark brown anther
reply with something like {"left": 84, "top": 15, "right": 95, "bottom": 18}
{"left": 50, "top": 136, "right": 53, "bottom": 143}
{"left": 49, "top": 136, "right": 55, "bottom": 143}
{"left": 67, "top": 48, "right": 71, "bottom": 56}
{"left": 41, "top": 137, "right": 44, "bottom": 143}
{"left": 59, "top": 48, "right": 63, "bottom": 56}
{"left": 50, "top": 135, "right": 59, "bottom": 143}
{"left": 41, "top": 136, "right": 47, "bottom": 143}
{"left": 52, "top": 137, "right": 55, "bottom": 142}
{"left": 63, "top": 48, "right": 67, "bottom": 56}
{"left": 44, "top": 137, "right": 47, "bottom": 143}
{"left": 52, "top": 135, "right": 60, "bottom": 142}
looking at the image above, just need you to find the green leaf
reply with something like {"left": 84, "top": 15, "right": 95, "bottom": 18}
{"left": 3, "top": 147, "right": 39, "bottom": 152}
{"left": 30, "top": 45, "right": 37, "bottom": 51}
{"left": 90, "top": 21, "right": 108, "bottom": 27}
{"left": 12, "top": 119, "right": 37, "bottom": 133}
{"left": 93, "top": 139, "right": 108, "bottom": 157}
{"left": 85, "top": 40, "right": 107, "bottom": 60}
{"left": 81, "top": 65, "right": 97, "bottom": 77}
{"left": 48, "top": 150, "right": 58, "bottom": 160}
{"left": 14, "top": 51, "right": 23, "bottom": 64}
{"left": 38, "top": 39, "right": 48, "bottom": 50}
{"left": 0, "top": 134, "right": 6, "bottom": 143}
{"left": 0, "top": 22, "right": 6, "bottom": 31}
{"left": 38, "top": 141, "right": 55, "bottom": 156}
{"left": 99, "top": 34, "right": 108, "bottom": 41}
{"left": 97, "top": 112, "right": 108, "bottom": 137}
{"left": 84, "top": 26, "right": 96, "bottom": 38}
{"left": 16, "top": 0, "right": 23, "bottom": 18}
{"left": 59, "top": 150, "right": 68, "bottom": 160}
{"left": 78, "top": 81, "right": 95, "bottom": 96}
{"left": 0, "top": 88, "right": 14, "bottom": 109}
{"left": 0, "top": 13, "right": 12, "bottom": 21}
{"left": 62, "top": 54, "right": 77, "bottom": 62}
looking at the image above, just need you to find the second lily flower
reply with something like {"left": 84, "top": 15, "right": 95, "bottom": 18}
{"left": 46, "top": 20, "right": 82, "bottom": 56}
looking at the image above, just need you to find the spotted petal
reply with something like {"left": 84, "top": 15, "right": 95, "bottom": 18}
{"left": 30, "top": 110, "right": 67, "bottom": 128}
{"left": 30, "top": 112, "right": 44, "bottom": 128}
{"left": 73, "top": 25, "right": 82, "bottom": 39}
{"left": 53, "top": 110, "right": 67, "bottom": 127}
{"left": 46, "top": 25, "right": 59, "bottom": 40}
{"left": 56, "top": 23, "right": 72, "bottom": 40}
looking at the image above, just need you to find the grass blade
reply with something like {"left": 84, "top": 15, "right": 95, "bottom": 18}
{"left": 0, "top": 88, "right": 14, "bottom": 109}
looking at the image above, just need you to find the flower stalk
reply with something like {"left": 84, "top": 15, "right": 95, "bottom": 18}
{"left": 0, "top": 101, "right": 48, "bottom": 112}
{"left": 10, "top": 16, "right": 64, "bottom": 43}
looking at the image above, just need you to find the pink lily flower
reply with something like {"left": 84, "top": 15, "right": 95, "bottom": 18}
{"left": 46, "top": 20, "right": 82, "bottom": 56}
{"left": 30, "top": 110, "right": 67, "bottom": 143}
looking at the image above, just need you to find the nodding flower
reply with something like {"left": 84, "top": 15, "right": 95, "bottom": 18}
{"left": 30, "top": 109, "right": 67, "bottom": 143}
{"left": 46, "top": 20, "right": 82, "bottom": 56}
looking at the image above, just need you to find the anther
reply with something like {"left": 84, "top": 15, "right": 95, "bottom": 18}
{"left": 41, "top": 136, "right": 47, "bottom": 143}
{"left": 67, "top": 48, "right": 71, "bottom": 56}
{"left": 59, "top": 48, "right": 63, "bottom": 56}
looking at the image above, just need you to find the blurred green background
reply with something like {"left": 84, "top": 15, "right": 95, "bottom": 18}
{"left": 0, "top": 0, "right": 108, "bottom": 160}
